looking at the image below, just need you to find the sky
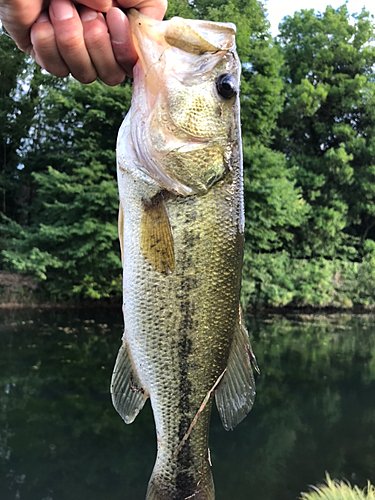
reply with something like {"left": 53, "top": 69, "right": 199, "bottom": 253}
{"left": 264, "top": 0, "right": 375, "bottom": 35}
{"left": 0, "top": 2, "right": 373, "bottom": 40}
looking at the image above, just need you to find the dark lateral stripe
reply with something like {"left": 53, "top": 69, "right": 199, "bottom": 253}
{"left": 175, "top": 210, "right": 199, "bottom": 495}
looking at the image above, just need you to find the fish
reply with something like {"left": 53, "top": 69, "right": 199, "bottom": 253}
{"left": 111, "top": 9, "right": 259, "bottom": 500}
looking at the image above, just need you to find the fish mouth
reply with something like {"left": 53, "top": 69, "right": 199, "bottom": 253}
{"left": 127, "top": 9, "right": 165, "bottom": 80}
{"left": 126, "top": 9, "right": 240, "bottom": 196}
{"left": 127, "top": 9, "right": 237, "bottom": 95}
{"left": 127, "top": 8, "right": 236, "bottom": 57}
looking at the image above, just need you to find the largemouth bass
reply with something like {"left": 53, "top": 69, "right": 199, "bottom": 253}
{"left": 111, "top": 9, "right": 258, "bottom": 500}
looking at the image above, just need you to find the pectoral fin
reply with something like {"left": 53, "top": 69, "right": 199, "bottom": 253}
{"left": 215, "top": 308, "right": 259, "bottom": 431}
{"left": 140, "top": 193, "right": 175, "bottom": 274}
{"left": 110, "top": 340, "right": 149, "bottom": 424}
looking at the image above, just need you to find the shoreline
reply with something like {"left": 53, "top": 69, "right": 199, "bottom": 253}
{"left": 1, "top": 300, "right": 375, "bottom": 315}
{"left": 0, "top": 299, "right": 122, "bottom": 310}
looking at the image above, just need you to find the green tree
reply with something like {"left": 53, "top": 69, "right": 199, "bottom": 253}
{"left": 275, "top": 5, "right": 375, "bottom": 259}
{"left": 0, "top": 28, "right": 36, "bottom": 224}
{"left": 2, "top": 78, "right": 132, "bottom": 300}
{"left": 189, "top": 0, "right": 305, "bottom": 278}
{"left": 2, "top": 0, "right": 307, "bottom": 304}
{"left": 194, "top": 0, "right": 307, "bottom": 304}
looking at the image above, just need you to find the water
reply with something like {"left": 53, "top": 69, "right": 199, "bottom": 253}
{"left": 1, "top": 309, "right": 375, "bottom": 500}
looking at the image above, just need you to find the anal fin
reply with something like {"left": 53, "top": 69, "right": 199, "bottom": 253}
{"left": 110, "top": 340, "right": 148, "bottom": 424}
{"left": 215, "top": 307, "right": 259, "bottom": 431}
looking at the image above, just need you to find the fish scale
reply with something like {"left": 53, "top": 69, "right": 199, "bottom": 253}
{"left": 144, "top": 191, "right": 238, "bottom": 498}
{"left": 111, "top": 10, "right": 258, "bottom": 500}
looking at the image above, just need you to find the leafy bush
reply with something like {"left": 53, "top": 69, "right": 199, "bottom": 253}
{"left": 242, "top": 250, "right": 375, "bottom": 310}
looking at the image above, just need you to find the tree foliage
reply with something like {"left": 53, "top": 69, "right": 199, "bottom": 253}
{"left": 0, "top": 29, "right": 35, "bottom": 223}
{"left": 191, "top": 0, "right": 307, "bottom": 259}
{"left": 1, "top": 66, "right": 132, "bottom": 299}
{"left": 275, "top": 6, "right": 375, "bottom": 259}
{"left": 2, "top": 3, "right": 375, "bottom": 307}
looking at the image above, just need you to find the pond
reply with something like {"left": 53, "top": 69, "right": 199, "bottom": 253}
{"left": 0, "top": 308, "right": 375, "bottom": 500}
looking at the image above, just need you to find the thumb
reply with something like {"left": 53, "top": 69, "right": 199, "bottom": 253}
{"left": 0, "top": 0, "right": 46, "bottom": 52}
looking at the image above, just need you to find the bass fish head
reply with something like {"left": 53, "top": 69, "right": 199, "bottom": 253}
{"left": 127, "top": 9, "right": 241, "bottom": 196}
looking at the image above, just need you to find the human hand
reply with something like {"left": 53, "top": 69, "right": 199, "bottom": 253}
{"left": 107, "top": 1, "right": 167, "bottom": 78}
{"left": 0, "top": 0, "right": 167, "bottom": 85}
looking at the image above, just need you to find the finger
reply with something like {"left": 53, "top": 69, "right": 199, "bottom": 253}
{"left": 107, "top": 7, "right": 138, "bottom": 77}
{"left": 75, "top": 0, "right": 113, "bottom": 11}
{"left": 76, "top": 0, "right": 113, "bottom": 12}
{"left": 116, "top": 0, "right": 167, "bottom": 20}
{"left": 49, "top": 0, "right": 97, "bottom": 84}
{"left": 30, "top": 11, "right": 70, "bottom": 77}
{"left": 0, "top": 0, "right": 44, "bottom": 52}
{"left": 80, "top": 7, "right": 126, "bottom": 86}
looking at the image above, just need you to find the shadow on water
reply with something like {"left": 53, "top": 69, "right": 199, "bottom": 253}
{"left": 1, "top": 309, "right": 375, "bottom": 500}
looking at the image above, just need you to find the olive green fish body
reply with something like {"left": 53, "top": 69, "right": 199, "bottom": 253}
{"left": 111, "top": 11, "right": 257, "bottom": 500}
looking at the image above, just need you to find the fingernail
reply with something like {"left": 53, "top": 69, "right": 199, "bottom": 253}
{"left": 110, "top": 26, "right": 126, "bottom": 43}
{"left": 51, "top": 0, "right": 74, "bottom": 20}
{"left": 108, "top": 8, "right": 126, "bottom": 43}
{"left": 35, "top": 11, "right": 50, "bottom": 23}
{"left": 80, "top": 8, "right": 98, "bottom": 22}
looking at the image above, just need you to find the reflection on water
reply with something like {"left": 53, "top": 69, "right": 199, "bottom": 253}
{"left": 1, "top": 309, "right": 375, "bottom": 500}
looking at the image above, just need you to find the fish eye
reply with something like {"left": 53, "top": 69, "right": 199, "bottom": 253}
{"left": 215, "top": 74, "right": 238, "bottom": 99}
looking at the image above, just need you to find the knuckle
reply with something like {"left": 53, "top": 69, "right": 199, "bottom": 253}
{"left": 112, "top": 44, "right": 133, "bottom": 67}
{"left": 75, "top": 72, "right": 97, "bottom": 85}
{"left": 35, "top": 54, "right": 69, "bottom": 78}
{"left": 103, "top": 72, "right": 126, "bottom": 87}
{"left": 31, "top": 25, "right": 56, "bottom": 49}
{"left": 91, "top": 0, "right": 112, "bottom": 12}
{"left": 56, "top": 30, "right": 84, "bottom": 53}
{"left": 10, "top": 7, "right": 38, "bottom": 27}
{"left": 16, "top": 40, "right": 32, "bottom": 54}
{"left": 84, "top": 26, "right": 108, "bottom": 51}
{"left": 50, "top": 67, "right": 70, "bottom": 78}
